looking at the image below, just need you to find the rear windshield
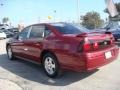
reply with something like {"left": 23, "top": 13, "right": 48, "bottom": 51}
{"left": 52, "top": 23, "right": 90, "bottom": 34}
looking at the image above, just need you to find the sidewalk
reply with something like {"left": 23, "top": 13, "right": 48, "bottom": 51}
{"left": 0, "top": 79, "right": 22, "bottom": 90}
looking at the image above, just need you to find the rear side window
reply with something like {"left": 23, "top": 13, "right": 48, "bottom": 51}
{"left": 29, "top": 25, "right": 45, "bottom": 38}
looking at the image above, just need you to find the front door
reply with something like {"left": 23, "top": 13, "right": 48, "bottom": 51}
{"left": 11, "top": 26, "right": 31, "bottom": 58}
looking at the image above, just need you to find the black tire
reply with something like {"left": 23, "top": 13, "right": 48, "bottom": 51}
{"left": 43, "top": 53, "right": 62, "bottom": 78}
{"left": 7, "top": 45, "right": 15, "bottom": 60}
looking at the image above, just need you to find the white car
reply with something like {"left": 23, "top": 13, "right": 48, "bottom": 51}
{"left": 0, "top": 31, "right": 7, "bottom": 39}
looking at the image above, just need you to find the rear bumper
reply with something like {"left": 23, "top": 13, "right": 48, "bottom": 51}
{"left": 58, "top": 45, "right": 119, "bottom": 72}
{"left": 85, "top": 45, "right": 119, "bottom": 71}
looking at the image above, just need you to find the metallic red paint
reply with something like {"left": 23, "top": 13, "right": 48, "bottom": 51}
{"left": 6, "top": 23, "right": 119, "bottom": 73}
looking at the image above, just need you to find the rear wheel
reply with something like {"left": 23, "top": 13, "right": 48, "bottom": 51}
{"left": 7, "top": 46, "right": 14, "bottom": 60}
{"left": 43, "top": 53, "right": 61, "bottom": 78}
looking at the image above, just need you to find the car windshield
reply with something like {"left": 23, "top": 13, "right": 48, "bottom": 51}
{"left": 105, "top": 22, "right": 120, "bottom": 30}
{"left": 51, "top": 23, "right": 90, "bottom": 34}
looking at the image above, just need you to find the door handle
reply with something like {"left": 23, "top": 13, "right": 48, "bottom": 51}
{"left": 33, "top": 41, "right": 41, "bottom": 45}
{"left": 24, "top": 48, "right": 28, "bottom": 51}
{"left": 34, "top": 43, "right": 40, "bottom": 45}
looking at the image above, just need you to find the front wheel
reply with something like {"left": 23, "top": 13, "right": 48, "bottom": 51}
{"left": 7, "top": 46, "right": 14, "bottom": 60}
{"left": 43, "top": 53, "right": 61, "bottom": 78}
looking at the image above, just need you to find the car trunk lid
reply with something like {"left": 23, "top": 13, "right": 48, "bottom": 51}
{"left": 77, "top": 32, "right": 115, "bottom": 52}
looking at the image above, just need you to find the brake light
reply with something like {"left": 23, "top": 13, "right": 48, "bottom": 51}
{"left": 83, "top": 42, "right": 99, "bottom": 52}
{"left": 83, "top": 38, "right": 99, "bottom": 52}
{"left": 83, "top": 37, "right": 91, "bottom": 51}
{"left": 84, "top": 43, "right": 91, "bottom": 51}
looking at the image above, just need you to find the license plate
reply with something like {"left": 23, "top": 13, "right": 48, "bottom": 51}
{"left": 105, "top": 51, "right": 112, "bottom": 59}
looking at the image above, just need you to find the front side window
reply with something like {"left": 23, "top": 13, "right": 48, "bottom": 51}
{"left": 18, "top": 26, "right": 31, "bottom": 40}
{"left": 29, "top": 25, "right": 45, "bottom": 39}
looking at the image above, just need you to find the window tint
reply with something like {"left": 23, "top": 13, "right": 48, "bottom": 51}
{"left": 105, "top": 22, "right": 119, "bottom": 29}
{"left": 44, "top": 27, "right": 51, "bottom": 37}
{"left": 29, "top": 25, "right": 45, "bottom": 38}
{"left": 18, "top": 27, "right": 30, "bottom": 40}
{"left": 52, "top": 23, "right": 90, "bottom": 34}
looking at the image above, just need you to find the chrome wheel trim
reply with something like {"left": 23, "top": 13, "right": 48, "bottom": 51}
{"left": 44, "top": 57, "right": 56, "bottom": 75}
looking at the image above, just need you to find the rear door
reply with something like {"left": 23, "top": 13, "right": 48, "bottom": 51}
{"left": 23, "top": 24, "right": 46, "bottom": 62}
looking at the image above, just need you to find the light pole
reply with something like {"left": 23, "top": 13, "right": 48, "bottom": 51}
{"left": 0, "top": 3, "right": 4, "bottom": 24}
{"left": 77, "top": 0, "right": 80, "bottom": 23}
{"left": 53, "top": 10, "right": 56, "bottom": 22}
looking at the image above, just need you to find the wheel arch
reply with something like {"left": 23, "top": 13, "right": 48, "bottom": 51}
{"left": 40, "top": 49, "right": 58, "bottom": 64}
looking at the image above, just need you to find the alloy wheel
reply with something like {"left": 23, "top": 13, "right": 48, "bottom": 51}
{"left": 44, "top": 57, "right": 56, "bottom": 75}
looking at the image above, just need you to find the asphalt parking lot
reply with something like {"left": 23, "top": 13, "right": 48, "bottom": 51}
{"left": 0, "top": 39, "right": 120, "bottom": 90}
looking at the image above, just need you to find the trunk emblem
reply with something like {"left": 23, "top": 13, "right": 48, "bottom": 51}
{"left": 104, "top": 41, "right": 107, "bottom": 45}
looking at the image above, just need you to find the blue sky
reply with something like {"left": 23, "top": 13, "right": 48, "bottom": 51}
{"left": 0, "top": 0, "right": 119, "bottom": 26}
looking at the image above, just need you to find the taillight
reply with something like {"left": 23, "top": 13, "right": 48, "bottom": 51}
{"left": 83, "top": 37, "right": 99, "bottom": 52}
{"left": 83, "top": 37, "right": 92, "bottom": 51}
{"left": 83, "top": 43, "right": 91, "bottom": 51}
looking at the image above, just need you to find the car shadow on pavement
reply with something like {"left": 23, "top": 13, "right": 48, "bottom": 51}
{"left": 0, "top": 54, "right": 98, "bottom": 86}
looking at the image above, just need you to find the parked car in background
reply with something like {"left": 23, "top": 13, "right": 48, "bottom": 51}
{"left": 94, "top": 22, "right": 120, "bottom": 42}
{"left": 6, "top": 23, "right": 119, "bottom": 78}
{"left": 0, "top": 24, "right": 10, "bottom": 29}
{"left": 105, "top": 22, "right": 120, "bottom": 41}
{"left": 0, "top": 31, "right": 7, "bottom": 39}
{"left": 0, "top": 29, "right": 14, "bottom": 38}
{"left": 7, "top": 28, "right": 19, "bottom": 34}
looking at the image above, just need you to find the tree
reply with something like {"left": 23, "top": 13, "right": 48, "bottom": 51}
{"left": 2, "top": 17, "right": 9, "bottom": 24}
{"left": 81, "top": 11, "right": 104, "bottom": 29}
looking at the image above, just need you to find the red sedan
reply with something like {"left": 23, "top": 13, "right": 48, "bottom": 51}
{"left": 6, "top": 23, "right": 119, "bottom": 78}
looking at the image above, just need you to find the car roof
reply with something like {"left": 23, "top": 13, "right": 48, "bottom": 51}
{"left": 26, "top": 22, "right": 66, "bottom": 27}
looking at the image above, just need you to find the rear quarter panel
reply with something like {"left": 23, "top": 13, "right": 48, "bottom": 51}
{"left": 44, "top": 35, "right": 86, "bottom": 71}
